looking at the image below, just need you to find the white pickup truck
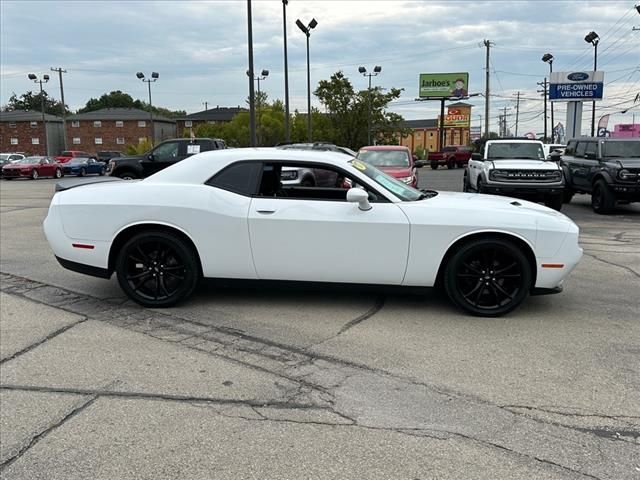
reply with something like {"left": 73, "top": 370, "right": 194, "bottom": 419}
{"left": 463, "top": 139, "right": 565, "bottom": 211}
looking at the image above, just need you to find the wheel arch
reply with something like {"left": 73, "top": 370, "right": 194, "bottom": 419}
{"left": 435, "top": 230, "right": 537, "bottom": 289}
{"left": 591, "top": 171, "right": 613, "bottom": 187}
{"left": 108, "top": 222, "right": 203, "bottom": 276}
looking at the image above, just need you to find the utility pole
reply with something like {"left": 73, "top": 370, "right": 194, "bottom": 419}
{"left": 50, "top": 67, "right": 67, "bottom": 150}
{"left": 483, "top": 39, "right": 493, "bottom": 138}
{"left": 502, "top": 106, "right": 509, "bottom": 137}
{"left": 247, "top": 0, "right": 257, "bottom": 146}
{"left": 514, "top": 91, "right": 520, "bottom": 137}
{"left": 537, "top": 78, "right": 548, "bottom": 141}
{"left": 202, "top": 101, "right": 208, "bottom": 111}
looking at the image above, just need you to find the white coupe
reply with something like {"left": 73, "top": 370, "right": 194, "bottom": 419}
{"left": 44, "top": 148, "right": 583, "bottom": 316}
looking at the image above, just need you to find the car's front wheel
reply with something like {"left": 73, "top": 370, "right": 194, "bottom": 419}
{"left": 79, "top": 167, "right": 86, "bottom": 177}
{"left": 444, "top": 238, "right": 532, "bottom": 317}
{"left": 591, "top": 179, "right": 616, "bottom": 214}
{"left": 115, "top": 231, "right": 200, "bottom": 308}
{"left": 54, "top": 169, "right": 62, "bottom": 179}
{"left": 116, "top": 170, "right": 139, "bottom": 180}
{"left": 30, "top": 169, "right": 38, "bottom": 180}
{"left": 544, "top": 194, "right": 563, "bottom": 211}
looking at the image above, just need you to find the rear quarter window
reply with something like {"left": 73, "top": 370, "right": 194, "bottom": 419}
{"left": 206, "top": 162, "right": 261, "bottom": 196}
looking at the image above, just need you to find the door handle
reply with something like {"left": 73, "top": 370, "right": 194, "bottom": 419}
{"left": 256, "top": 209, "right": 276, "bottom": 214}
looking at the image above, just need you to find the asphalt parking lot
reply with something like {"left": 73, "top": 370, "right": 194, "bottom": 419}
{"left": 1, "top": 169, "right": 639, "bottom": 479}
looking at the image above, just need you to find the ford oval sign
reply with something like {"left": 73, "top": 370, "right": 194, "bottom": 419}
{"left": 568, "top": 72, "right": 589, "bottom": 81}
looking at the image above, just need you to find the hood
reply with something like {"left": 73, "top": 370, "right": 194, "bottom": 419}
{"left": 489, "top": 159, "right": 560, "bottom": 170}
{"left": 378, "top": 166, "right": 413, "bottom": 177}
{"left": 614, "top": 158, "right": 640, "bottom": 168}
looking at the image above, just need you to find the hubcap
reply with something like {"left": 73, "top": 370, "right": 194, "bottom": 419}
{"left": 456, "top": 247, "right": 523, "bottom": 310}
{"left": 124, "top": 241, "right": 186, "bottom": 301}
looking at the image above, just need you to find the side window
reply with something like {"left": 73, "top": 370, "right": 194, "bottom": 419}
{"left": 575, "top": 142, "right": 587, "bottom": 158}
{"left": 564, "top": 141, "right": 576, "bottom": 156}
{"left": 584, "top": 142, "right": 597, "bottom": 157}
{"left": 152, "top": 142, "right": 179, "bottom": 161}
{"left": 206, "top": 162, "right": 261, "bottom": 196}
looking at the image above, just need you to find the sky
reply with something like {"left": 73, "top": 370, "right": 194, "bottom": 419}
{"left": 1, "top": 0, "right": 639, "bottom": 137}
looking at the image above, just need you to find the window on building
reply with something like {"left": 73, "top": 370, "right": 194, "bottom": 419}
{"left": 71, "top": 121, "right": 80, "bottom": 127}
{"left": 30, "top": 121, "right": 38, "bottom": 127}
{"left": 138, "top": 121, "right": 146, "bottom": 127}
{"left": 115, "top": 121, "right": 124, "bottom": 127}
{"left": 8, "top": 122, "right": 16, "bottom": 128}
{"left": 185, "top": 120, "right": 193, "bottom": 128}
{"left": 10, "top": 138, "right": 18, "bottom": 145}
{"left": 73, "top": 137, "right": 81, "bottom": 145}
{"left": 138, "top": 137, "right": 147, "bottom": 144}
{"left": 94, "top": 137, "right": 103, "bottom": 145}
{"left": 32, "top": 138, "right": 40, "bottom": 145}
{"left": 116, "top": 137, "right": 125, "bottom": 145}
{"left": 429, "top": 132, "right": 434, "bottom": 137}
{"left": 93, "top": 121, "right": 102, "bottom": 128}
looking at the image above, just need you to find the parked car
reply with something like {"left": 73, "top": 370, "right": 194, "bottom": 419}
{"left": 107, "top": 138, "right": 226, "bottom": 179}
{"left": 275, "top": 143, "right": 354, "bottom": 186}
{"left": 464, "top": 139, "right": 565, "bottom": 211}
{"left": 277, "top": 142, "right": 357, "bottom": 157}
{"left": 55, "top": 150, "right": 95, "bottom": 164}
{"left": 44, "top": 148, "right": 582, "bottom": 317}
{"left": 428, "top": 145, "right": 473, "bottom": 169}
{"left": 62, "top": 157, "right": 107, "bottom": 177}
{"left": 356, "top": 145, "right": 424, "bottom": 188}
{"left": 543, "top": 144, "right": 566, "bottom": 158}
{"left": 560, "top": 137, "right": 639, "bottom": 214}
{"left": 0, "top": 153, "right": 26, "bottom": 177}
{"left": 97, "top": 151, "right": 123, "bottom": 164}
{"left": 2, "top": 156, "right": 63, "bottom": 180}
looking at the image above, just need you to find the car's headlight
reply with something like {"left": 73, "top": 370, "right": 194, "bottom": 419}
{"left": 399, "top": 176, "right": 413, "bottom": 184}
{"left": 281, "top": 170, "right": 298, "bottom": 180}
{"left": 618, "top": 169, "right": 638, "bottom": 180}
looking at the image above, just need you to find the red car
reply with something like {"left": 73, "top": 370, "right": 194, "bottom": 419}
{"left": 2, "top": 156, "right": 64, "bottom": 180}
{"left": 55, "top": 150, "right": 94, "bottom": 164}
{"left": 356, "top": 145, "right": 423, "bottom": 188}
{"left": 428, "top": 145, "right": 473, "bottom": 170}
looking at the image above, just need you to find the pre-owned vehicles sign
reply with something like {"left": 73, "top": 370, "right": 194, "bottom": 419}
{"left": 419, "top": 73, "right": 469, "bottom": 98}
{"left": 549, "top": 71, "right": 604, "bottom": 102}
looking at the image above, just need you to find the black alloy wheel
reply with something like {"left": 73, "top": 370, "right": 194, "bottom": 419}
{"left": 116, "top": 231, "right": 199, "bottom": 308}
{"left": 591, "top": 179, "right": 616, "bottom": 214}
{"left": 444, "top": 238, "right": 532, "bottom": 317}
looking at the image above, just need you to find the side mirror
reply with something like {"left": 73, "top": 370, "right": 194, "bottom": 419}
{"left": 412, "top": 154, "right": 418, "bottom": 162}
{"left": 414, "top": 160, "right": 426, "bottom": 168}
{"left": 346, "top": 188, "right": 372, "bottom": 211}
{"left": 147, "top": 153, "right": 155, "bottom": 161}
{"left": 549, "top": 151, "right": 562, "bottom": 161}
{"left": 472, "top": 153, "right": 483, "bottom": 161}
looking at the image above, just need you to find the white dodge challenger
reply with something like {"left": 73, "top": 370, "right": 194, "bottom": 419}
{"left": 44, "top": 148, "right": 583, "bottom": 317}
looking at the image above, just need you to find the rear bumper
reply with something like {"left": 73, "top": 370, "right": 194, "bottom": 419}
{"left": 55, "top": 256, "right": 111, "bottom": 279}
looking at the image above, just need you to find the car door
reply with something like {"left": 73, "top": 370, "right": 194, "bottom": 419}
{"left": 247, "top": 161, "right": 411, "bottom": 285}
{"left": 571, "top": 141, "right": 596, "bottom": 190}
{"left": 141, "top": 141, "right": 180, "bottom": 176}
{"left": 39, "top": 158, "right": 53, "bottom": 176}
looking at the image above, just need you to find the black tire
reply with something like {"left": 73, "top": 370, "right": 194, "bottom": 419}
{"left": 462, "top": 171, "right": 470, "bottom": 192}
{"left": 544, "top": 194, "right": 563, "bottom": 211}
{"left": 99, "top": 167, "right": 106, "bottom": 176}
{"left": 562, "top": 188, "right": 574, "bottom": 204}
{"left": 116, "top": 231, "right": 199, "bottom": 308}
{"left": 30, "top": 169, "right": 38, "bottom": 180}
{"left": 116, "top": 170, "right": 139, "bottom": 180}
{"left": 79, "top": 167, "right": 86, "bottom": 177}
{"left": 54, "top": 169, "right": 62, "bottom": 179}
{"left": 447, "top": 159, "right": 455, "bottom": 169}
{"left": 591, "top": 179, "right": 616, "bottom": 214}
{"left": 430, "top": 161, "right": 438, "bottom": 170}
{"left": 476, "top": 177, "right": 486, "bottom": 194}
{"left": 444, "top": 238, "right": 532, "bottom": 317}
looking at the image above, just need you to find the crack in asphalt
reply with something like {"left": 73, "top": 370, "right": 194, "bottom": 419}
{"left": 0, "top": 271, "right": 636, "bottom": 479}
{"left": 583, "top": 252, "right": 640, "bottom": 278}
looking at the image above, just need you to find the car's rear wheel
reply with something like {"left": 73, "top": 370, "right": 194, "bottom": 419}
{"left": 544, "top": 194, "right": 563, "bottom": 211}
{"left": 54, "top": 169, "right": 62, "bottom": 179}
{"left": 99, "top": 167, "right": 106, "bottom": 176}
{"left": 79, "top": 167, "right": 86, "bottom": 177}
{"left": 444, "top": 238, "right": 532, "bottom": 317}
{"left": 116, "top": 231, "right": 199, "bottom": 308}
{"left": 30, "top": 169, "right": 38, "bottom": 180}
{"left": 591, "top": 179, "right": 616, "bottom": 214}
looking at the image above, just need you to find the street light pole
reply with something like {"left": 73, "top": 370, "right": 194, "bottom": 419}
{"left": 282, "top": 0, "right": 291, "bottom": 142}
{"left": 296, "top": 18, "right": 317, "bottom": 142}
{"left": 136, "top": 71, "right": 159, "bottom": 146}
{"left": 28, "top": 73, "right": 50, "bottom": 155}
{"left": 542, "top": 53, "right": 554, "bottom": 142}
{"left": 358, "top": 65, "right": 382, "bottom": 145}
{"left": 584, "top": 31, "right": 599, "bottom": 137}
{"left": 247, "top": 0, "right": 257, "bottom": 146}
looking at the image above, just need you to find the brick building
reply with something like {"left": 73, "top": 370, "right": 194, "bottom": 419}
{"left": 0, "top": 110, "right": 65, "bottom": 156}
{"left": 176, "top": 106, "right": 247, "bottom": 136}
{"left": 65, "top": 108, "right": 176, "bottom": 153}
{"left": 399, "top": 102, "right": 473, "bottom": 153}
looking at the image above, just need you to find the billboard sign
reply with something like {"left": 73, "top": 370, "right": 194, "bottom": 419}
{"left": 419, "top": 72, "right": 469, "bottom": 98}
{"left": 549, "top": 71, "right": 604, "bottom": 102}
{"left": 438, "top": 114, "right": 470, "bottom": 127}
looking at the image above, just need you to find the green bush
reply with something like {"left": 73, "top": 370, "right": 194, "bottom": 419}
{"left": 413, "top": 146, "right": 428, "bottom": 160}
{"left": 124, "top": 138, "right": 152, "bottom": 155}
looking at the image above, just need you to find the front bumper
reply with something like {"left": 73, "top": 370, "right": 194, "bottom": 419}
{"left": 483, "top": 183, "right": 564, "bottom": 199}
{"left": 610, "top": 183, "right": 640, "bottom": 201}
{"left": 2, "top": 170, "right": 30, "bottom": 178}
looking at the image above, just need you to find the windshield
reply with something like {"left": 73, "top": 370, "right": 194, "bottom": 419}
{"left": 349, "top": 159, "right": 424, "bottom": 201}
{"left": 602, "top": 141, "right": 640, "bottom": 158}
{"left": 487, "top": 143, "right": 545, "bottom": 160}
{"left": 0, "top": 154, "right": 9, "bottom": 161}
{"left": 357, "top": 150, "right": 410, "bottom": 168}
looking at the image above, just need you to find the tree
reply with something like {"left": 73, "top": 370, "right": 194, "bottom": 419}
{"left": 314, "top": 71, "right": 409, "bottom": 149}
{"left": 78, "top": 90, "right": 186, "bottom": 118}
{"left": 2, "top": 90, "right": 69, "bottom": 116}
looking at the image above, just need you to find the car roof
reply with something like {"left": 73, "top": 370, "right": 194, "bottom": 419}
{"left": 568, "top": 137, "right": 638, "bottom": 142}
{"left": 358, "top": 145, "right": 409, "bottom": 151}
{"left": 145, "top": 147, "right": 355, "bottom": 185}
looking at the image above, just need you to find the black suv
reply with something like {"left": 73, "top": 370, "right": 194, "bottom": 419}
{"left": 107, "top": 138, "right": 226, "bottom": 179}
{"left": 97, "top": 151, "right": 122, "bottom": 164}
{"left": 561, "top": 138, "right": 639, "bottom": 214}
